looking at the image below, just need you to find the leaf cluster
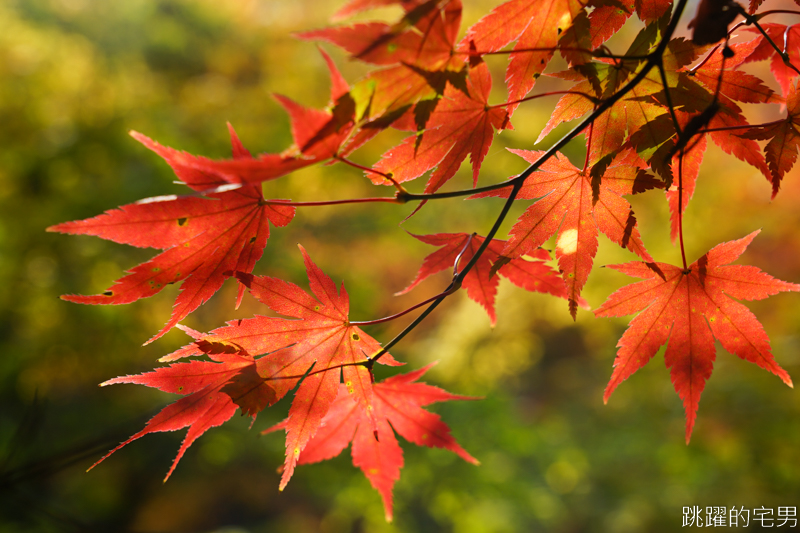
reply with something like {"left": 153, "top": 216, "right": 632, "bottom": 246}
{"left": 48, "top": 0, "right": 800, "bottom": 520}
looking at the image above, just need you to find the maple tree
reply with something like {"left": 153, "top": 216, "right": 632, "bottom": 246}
{"left": 47, "top": 0, "right": 800, "bottom": 521}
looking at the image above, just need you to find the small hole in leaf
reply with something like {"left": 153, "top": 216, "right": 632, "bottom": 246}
{"left": 249, "top": 237, "right": 256, "bottom": 244}
{"left": 103, "top": 291, "right": 113, "bottom": 296}
{"left": 352, "top": 333, "right": 360, "bottom": 341}
{"left": 177, "top": 217, "right": 188, "bottom": 226}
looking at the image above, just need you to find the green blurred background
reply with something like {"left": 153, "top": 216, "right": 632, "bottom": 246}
{"left": 2, "top": 0, "right": 800, "bottom": 531}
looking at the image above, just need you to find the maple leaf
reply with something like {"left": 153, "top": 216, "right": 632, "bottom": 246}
{"left": 331, "top": 0, "right": 429, "bottom": 22}
{"left": 299, "top": 0, "right": 462, "bottom": 71}
{"left": 609, "top": 37, "right": 774, "bottom": 191}
{"left": 89, "top": 50, "right": 356, "bottom": 193}
{"left": 48, "top": 126, "right": 296, "bottom": 344}
{"left": 476, "top": 149, "right": 659, "bottom": 317}
{"left": 691, "top": 40, "right": 782, "bottom": 105}
{"left": 264, "top": 363, "right": 478, "bottom": 521}
{"left": 180, "top": 49, "right": 356, "bottom": 185}
{"left": 270, "top": 49, "right": 356, "bottom": 161}
{"left": 656, "top": 85, "right": 774, "bottom": 193}
{"left": 460, "top": 0, "right": 584, "bottom": 116}
{"left": 538, "top": 33, "right": 704, "bottom": 179}
{"left": 743, "top": 24, "right": 800, "bottom": 98}
{"left": 373, "top": 59, "right": 509, "bottom": 193}
{"left": 633, "top": 0, "right": 673, "bottom": 24}
{"left": 595, "top": 231, "right": 798, "bottom": 442}
{"left": 89, "top": 349, "right": 277, "bottom": 481}
{"left": 305, "top": 3, "right": 467, "bottom": 153}
{"left": 398, "top": 232, "right": 575, "bottom": 325}
{"left": 348, "top": 63, "right": 444, "bottom": 130}
{"left": 585, "top": 0, "right": 635, "bottom": 49}
{"left": 157, "top": 245, "right": 401, "bottom": 490}
{"left": 665, "top": 122, "right": 707, "bottom": 244}
{"left": 535, "top": 78, "right": 596, "bottom": 144}
{"left": 740, "top": 81, "right": 800, "bottom": 191}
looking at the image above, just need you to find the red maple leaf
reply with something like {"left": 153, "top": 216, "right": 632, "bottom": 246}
{"left": 331, "top": 0, "right": 430, "bottom": 22}
{"left": 633, "top": 0, "right": 673, "bottom": 24}
{"left": 264, "top": 363, "right": 478, "bottom": 521}
{"left": 476, "top": 149, "right": 659, "bottom": 317}
{"left": 666, "top": 124, "right": 706, "bottom": 244}
{"left": 459, "top": 0, "right": 585, "bottom": 115}
{"left": 347, "top": 63, "right": 443, "bottom": 131}
{"left": 177, "top": 49, "right": 356, "bottom": 185}
{"left": 656, "top": 88, "right": 774, "bottom": 194}
{"left": 743, "top": 24, "right": 800, "bottom": 98}
{"left": 157, "top": 246, "right": 401, "bottom": 489}
{"left": 596, "top": 36, "right": 774, "bottom": 192}
{"left": 298, "top": 0, "right": 462, "bottom": 71}
{"left": 537, "top": 35, "right": 704, "bottom": 180}
{"left": 660, "top": 41, "right": 781, "bottom": 224}
{"left": 88, "top": 347, "right": 277, "bottom": 481}
{"left": 48, "top": 126, "right": 296, "bottom": 343}
{"left": 398, "top": 232, "right": 575, "bottom": 325}
{"left": 373, "top": 59, "right": 509, "bottom": 193}
{"left": 585, "top": 0, "right": 635, "bottom": 48}
{"left": 272, "top": 50, "right": 356, "bottom": 159}
{"left": 692, "top": 40, "right": 782, "bottom": 105}
{"left": 595, "top": 231, "right": 798, "bottom": 442}
{"left": 741, "top": 81, "right": 800, "bottom": 192}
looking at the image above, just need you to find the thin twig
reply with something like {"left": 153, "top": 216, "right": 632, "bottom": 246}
{"left": 261, "top": 197, "right": 400, "bottom": 207}
{"left": 678, "top": 147, "right": 688, "bottom": 271}
{"left": 452, "top": 233, "right": 476, "bottom": 277}
{"left": 489, "top": 90, "right": 597, "bottom": 109}
{"left": 370, "top": 180, "right": 524, "bottom": 364}
{"left": 335, "top": 155, "right": 409, "bottom": 194}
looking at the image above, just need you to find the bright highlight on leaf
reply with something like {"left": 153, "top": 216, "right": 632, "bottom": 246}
{"left": 475, "top": 149, "right": 660, "bottom": 318}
